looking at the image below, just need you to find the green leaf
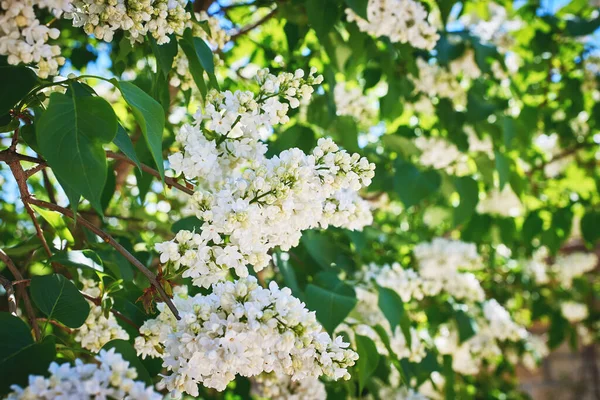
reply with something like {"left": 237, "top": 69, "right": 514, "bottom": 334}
{"left": 31, "top": 205, "right": 75, "bottom": 244}
{"left": 581, "top": 210, "right": 600, "bottom": 246}
{"left": 305, "top": 284, "right": 357, "bottom": 334}
{"left": 344, "top": 0, "right": 368, "bottom": 19}
{"left": 0, "top": 335, "right": 56, "bottom": 394}
{"left": 36, "top": 91, "right": 118, "bottom": 214}
{"left": 355, "top": 335, "right": 380, "bottom": 393}
{"left": 494, "top": 150, "right": 510, "bottom": 190}
{"left": 454, "top": 309, "right": 478, "bottom": 343}
{"left": 267, "top": 124, "right": 316, "bottom": 156}
{"left": 30, "top": 274, "right": 90, "bottom": 328}
{"left": 522, "top": 212, "right": 543, "bottom": 245}
{"left": 149, "top": 35, "right": 178, "bottom": 78}
{"left": 179, "top": 36, "right": 207, "bottom": 98}
{"left": 0, "top": 313, "right": 33, "bottom": 359}
{"left": 113, "top": 124, "right": 142, "bottom": 172}
{"left": 394, "top": 159, "right": 441, "bottom": 208}
{"left": 378, "top": 286, "right": 412, "bottom": 348}
{"left": 454, "top": 176, "right": 479, "bottom": 225}
{"left": 49, "top": 250, "right": 104, "bottom": 272}
{"left": 0, "top": 65, "right": 38, "bottom": 118}
{"left": 102, "top": 340, "right": 152, "bottom": 385}
{"left": 180, "top": 29, "right": 217, "bottom": 91}
{"left": 305, "top": 0, "right": 340, "bottom": 39}
{"left": 171, "top": 216, "right": 203, "bottom": 233}
{"left": 443, "top": 355, "right": 455, "bottom": 400}
{"left": 112, "top": 81, "right": 165, "bottom": 181}
{"left": 565, "top": 16, "right": 600, "bottom": 37}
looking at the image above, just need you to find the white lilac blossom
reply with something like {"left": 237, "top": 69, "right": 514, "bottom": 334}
{"left": 449, "top": 49, "right": 481, "bottom": 80}
{"left": 345, "top": 0, "right": 438, "bottom": 50}
{"left": 461, "top": 2, "right": 522, "bottom": 52}
{"left": 483, "top": 299, "right": 527, "bottom": 342}
{"left": 560, "top": 301, "right": 589, "bottom": 323}
{"left": 534, "top": 133, "right": 574, "bottom": 178}
{"left": 551, "top": 252, "right": 598, "bottom": 288}
{"left": 6, "top": 348, "right": 161, "bottom": 400}
{"left": 414, "top": 136, "right": 470, "bottom": 175}
{"left": 0, "top": 0, "right": 68, "bottom": 78}
{"left": 524, "top": 247, "right": 550, "bottom": 285}
{"left": 65, "top": 0, "right": 190, "bottom": 44}
{"left": 134, "top": 277, "right": 358, "bottom": 396}
{"left": 74, "top": 277, "right": 129, "bottom": 352}
{"left": 159, "top": 68, "right": 375, "bottom": 287}
{"left": 411, "top": 58, "right": 467, "bottom": 108}
{"left": 521, "top": 334, "right": 549, "bottom": 371}
{"left": 251, "top": 372, "right": 326, "bottom": 400}
{"left": 333, "top": 82, "right": 378, "bottom": 124}
{"left": 476, "top": 186, "right": 522, "bottom": 217}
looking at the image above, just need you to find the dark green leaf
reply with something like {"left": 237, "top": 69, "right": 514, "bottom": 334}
{"left": 581, "top": 210, "right": 600, "bottom": 246}
{"left": 378, "top": 286, "right": 411, "bottom": 348}
{"left": 356, "top": 335, "right": 380, "bottom": 393}
{"left": 495, "top": 150, "right": 510, "bottom": 190}
{"left": 0, "top": 313, "right": 33, "bottom": 360}
{"left": 305, "top": 284, "right": 357, "bottom": 334}
{"left": 394, "top": 159, "right": 441, "bottom": 208}
{"left": 112, "top": 81, "right": 165, "bottom": 180}
{"left": 0, "top": 65, "right": 38, "bottom": 117}
{"left": 113, "top": 124, "right": 142, "bottom": 171}
{"left": 149, "top": 35, "right": 178, "bottom": 78}
{"left": 0, "top": 336, "right": 55, "bottom": 394}
{"left": 454, "top": 309, "right": 478, "bottom": 343}
{"left": 30, "top": 274, "right": 90, "bottom": 328}
{"left": 443, "top": 355, "right": 455, "bottom": 400}
{"left": 344, "top": 0, "right": 368, "bottom": 19}
{"left": 454, "top": 176, "right": 479, "bottom": 225}
{"left": 171, "top": 216, "right": 203, "bottom": 233}
{"left": 37, "top": 91, "right": 117, "bottom": 214}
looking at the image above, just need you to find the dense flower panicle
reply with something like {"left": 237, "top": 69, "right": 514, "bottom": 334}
{"left": 551, "top": 252, "right": 598, "bottom": 288}
{"left": 6, "top": 348, "right": 161, "bottom": 400}
{"left": 483, "top": 299, "right": 527, "bottom": 342}
{"left": 561, "top": 301, "right": 589, "bottom": 323}
{"left": 160, "top": 68, "right": 375, "bottom": 287}
{"left": 65, "top": 0, "right": 190, "bottom": 44}
{"left": 251, "top": 372, "right": 326, "bottom": 400}
{"left": 411, "top": 58, "right": 467, "bottom": 107}
{"left": 0, "top": 0, "right": 67, "bottom": 78}
{"left": 476, "top": 186, "right": 522, "bottom": 217}
{"left": 74, "top": 277, "right": 129, "bottom": 352}
{"left": 461, "top": 2, "right": 521, "bottom": 52}
{"left": 345, "top": 0, "right": 439, "bottom": 50}
{"left": 134, "top": 277, "right": 358, "bottom": 396}
{"left": 414, "top": 136, "right": 469, "bottom": 175}
{"left": 333, "top": 82, "right": 379, "bottom": 124}
{"left": 413, "top": 238, "right": 482, "bottom": 276}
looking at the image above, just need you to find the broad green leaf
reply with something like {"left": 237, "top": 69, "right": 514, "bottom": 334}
{"left": 112, "top": 81, "right": 165, "bottom": 181}
{"left": 454, "top": 176, "right": 479, "bottom": 225}
{"left": 179, "top": 36, "right": 207, "bottom": 97}
{"left": 31, "top": 205, "right": 75, "bottom": 244}
{"left": 36, "top": 91, "right": 117, "bottom": 214}
{"left": 0, "top": 65, "right": 38, "bottom": 118}
{"left": 394, "top": 159, "right": 441, "bottom": 208}
{"left": 494, "top": 150, "right": 510, "bottom": 190}
{"left": 101, "top": 166, "right": 116, "bottom": 211}
{"left": 355, "top": 335, "right": 380, "bottom": 393}
{"left": 102, "top": 340, "right": 152, "bottom": 385}
{"left": 344, "top": 0, "right": 368, "bottom": 19}
{"left": 0, "top": 313, "right": 33, "bottom": 359}
{"left": 171, "top": 216, "right": 203, "bottom": 233}
{"left": 305, "top": 0, "right": 340, "bottom": 39}
{"left": 49, "top": 250, "right": 104, "bottom": 272}
{"left": 113, "top": 124, "right": 141, "bottom": 171}
{"left": 565, "top": 16, "right": 600, "bottom": 36}
{"left": 454, "top": 309, "right": 478, "bottom": 343}
{"left": 149, "top": 35, "right": 178, "bottom": 78}
{"left": 30, "top": 274, "right": 90, "bottom": 328}
{"left": 378, "top": 286, "right": 412, "bottom": 348}
{"left": 305, "top": 284, "right": 357, "bottom": 334}
{"left": 522, "top": 212, "right": 543, "bottom": 245}
{"left": 267, "top": 124, "right": 316, "bottom": 156}
{"left": 581, "top": 210, "right": 600, "bottom": 246}
{"left": 0, "top": 335, "right": 55, "bottom": 394}
{"left": 443, "top": 355, "right": 455, "bottom": 400}
{"left": 272, "top": 252, "right": 302, "bottom": 299}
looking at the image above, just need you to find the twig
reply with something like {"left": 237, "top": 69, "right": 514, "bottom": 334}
{"left": 80, "top": 292, "right": 140, "bottom": 330}
{"left": 24, "top": 163, "right": 46, "bottom": 179}
{"left": 28, "top": 198, "right": 180, "bottom": 320}
{"left": 0, "top": 248, "right": 41, "bottom": 340}
{"left": 0, "top": 274, "right": 17, "bottom": 315}
{"left": 106, "top": 151, "right": 194, "bottom": 195}
{"left": 4, "top": 153, "right": 58, "bottom": 273}
{"left": 230, "top": 8, "right": 277, "bottom": 40}
{"left": 36, "top": 317, "right": 73, "bottom": 334}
